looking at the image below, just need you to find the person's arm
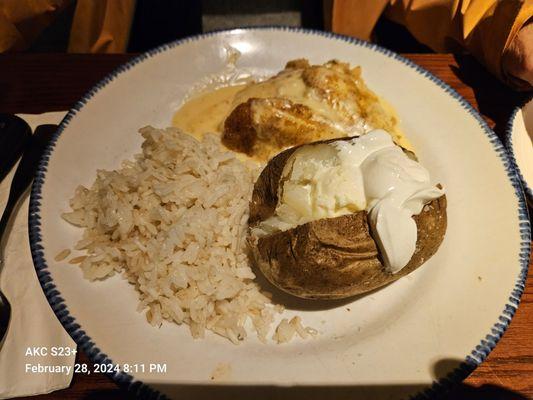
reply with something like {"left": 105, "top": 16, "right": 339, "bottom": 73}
{"left": 0, "top": 0, "right": 135, "bottom": 54}
{"left": 0, "top": 0, "right": 71, "bottom": 52}
{"left": 67, "top": 0, "right": 136, "bottom": 53}
{"left": 329, "top": 0, "right": 390, "bottom": 42}
{"left": 503, "top": 20, "right": 533, "bottom": 90}
{"left": 384, "top": 0, "right": 533, "bottom": 90}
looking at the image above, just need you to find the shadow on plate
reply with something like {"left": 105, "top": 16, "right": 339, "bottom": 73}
{"left": 116, "top": 358, "right": 526, "bottom": 400}
{"left": 75, "top": 358, "right": 528, "bottom": 400}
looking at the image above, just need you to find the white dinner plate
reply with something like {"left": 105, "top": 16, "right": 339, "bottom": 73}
{"left": 506, "top": 98, "right": 533, "bottom": 205}
{"left": 29, "top": 28, "right": 531, "bottom": 400}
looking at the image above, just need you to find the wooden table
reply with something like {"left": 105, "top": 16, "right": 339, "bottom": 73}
{"left": 0, "top": 53, "right": 531, "bottom": 399}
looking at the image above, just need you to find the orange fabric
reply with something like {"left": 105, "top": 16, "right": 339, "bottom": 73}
{"left": 0, "top": 0, "right": 70, "bottom": 52}
{"left": 68, "top": 0, "right": 135, "bottom": 53}
{"left": 331, "top": 0, "right": 533, "bottom": 83}
{"left": 0, "top": 0, "right": 135, "bottom": 53}
{"left": 331, "top": 0, "right": 389, "bottom": 41}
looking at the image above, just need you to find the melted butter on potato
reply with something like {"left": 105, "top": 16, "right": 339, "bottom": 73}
{"left": 264, "top": 143, "right": 366, "bottom": 232}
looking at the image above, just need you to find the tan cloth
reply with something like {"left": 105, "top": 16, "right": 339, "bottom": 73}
{"left": 331, "top": 0, "right": 533, "bottom": 84}
{"left": 0, "top": 0, "right": 70, "bottom": 51}
{"left": 0, "top": 0, "right": 136, "bottom": 53}
{"left": 68, "top": 0, "right": 135, "bottom": 53}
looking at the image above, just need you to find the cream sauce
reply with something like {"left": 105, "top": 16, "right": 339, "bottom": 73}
{"left": 233, "top": 69, "right": 369, "bottom": 137}
{"left": 172, "top": 73, "right": 412, "bottom": 157}
{"left": 172, "top": 84, "right": 248, "bottom": 139}
{"left": 172, "top": 70, "right": 362, "bottom": 141}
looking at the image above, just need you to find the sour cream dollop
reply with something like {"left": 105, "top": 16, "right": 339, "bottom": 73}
{"left": 256, "top": 129, "right": 445, "bottom": 273}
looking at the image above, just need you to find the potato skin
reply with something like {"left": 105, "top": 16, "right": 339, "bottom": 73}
{"left": 249, "top": 146, "right": 299, "bottom": 226}
{"left": 249, "top": 140, "right": 447, "bottom": 299}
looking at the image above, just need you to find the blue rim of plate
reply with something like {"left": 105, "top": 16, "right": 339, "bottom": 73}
{"left": 28, "top": 26, "right": 531, "bottom": 400}
{"left": 505, "top": 97, "right": 533, "bottom": 204}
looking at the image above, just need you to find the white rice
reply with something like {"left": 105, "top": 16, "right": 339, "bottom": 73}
{"left": 62, "top": 126, "right": 311, "bottom": 344}
{"left": 54, "top": 249, "right": 71, "bottom": 261}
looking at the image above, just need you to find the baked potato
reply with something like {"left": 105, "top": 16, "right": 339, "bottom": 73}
{"left": 248, "top": 136, "right": 447, "bottom": 300}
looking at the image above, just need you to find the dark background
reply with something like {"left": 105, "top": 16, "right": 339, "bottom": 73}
{"left": 29, "top": 0, "right": 430, "bottom": 54}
